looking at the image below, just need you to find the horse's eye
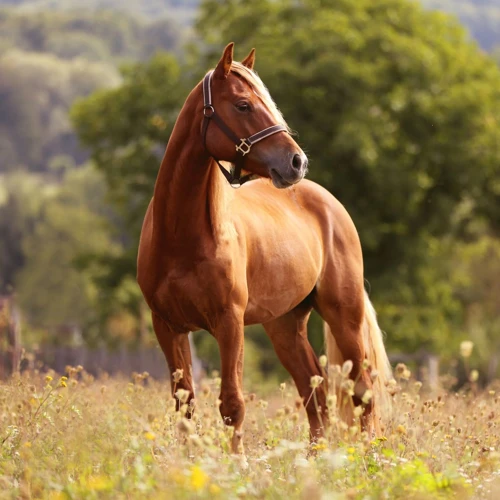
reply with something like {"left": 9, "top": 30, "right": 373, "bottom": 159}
{"left": 236, "top": 102, "right": 250, "bottom": 112}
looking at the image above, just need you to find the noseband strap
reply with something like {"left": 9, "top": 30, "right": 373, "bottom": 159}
{"left": 201, "top": 70, "right": 288, "bottom": 188}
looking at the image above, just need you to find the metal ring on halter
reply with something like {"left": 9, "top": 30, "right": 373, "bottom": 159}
{"left": 203, "top": 105, "right": 215, "bottom": 117}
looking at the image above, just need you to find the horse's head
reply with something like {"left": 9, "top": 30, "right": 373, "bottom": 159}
{"left": 201, "top": 43, "right": 308, "bottom": 188}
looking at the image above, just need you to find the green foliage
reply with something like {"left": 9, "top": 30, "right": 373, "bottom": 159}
{"left": 9, "top": 166, "right": 116, "bottom": 339}
{"left": 0, "top": 49, "right": 121, "bottom": 173}
{"left": 71, "top": 53, "right": 184, "bottom": 290}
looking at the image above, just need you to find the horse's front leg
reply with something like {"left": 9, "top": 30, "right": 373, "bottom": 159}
{"left": 213, "top": 311, "right": 246, "bottom": 454}
{"left": 152, "top": 313, "right": 195, "bottom": 413}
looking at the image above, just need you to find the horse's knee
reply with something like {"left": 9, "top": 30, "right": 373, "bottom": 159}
{"left": 219, "top": 392, "right": 245, "bottom": 427}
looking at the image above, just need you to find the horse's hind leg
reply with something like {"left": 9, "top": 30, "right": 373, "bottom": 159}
{"left": 313, "top": 283, "right": 375, "bottom": 432}
{"left": 263, "top": 306, "right": 328, "bottom": 440}
{"left": 152, "top": 313, "right": 195, "bottom": 413}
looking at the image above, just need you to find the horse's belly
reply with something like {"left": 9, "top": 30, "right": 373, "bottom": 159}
{"left": 244, "top": 259, "right": 320, "bottom": 325}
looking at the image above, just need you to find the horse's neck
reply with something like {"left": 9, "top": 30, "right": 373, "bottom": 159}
{"left": 152, "top": 111, "right": 231, "bottom": 249}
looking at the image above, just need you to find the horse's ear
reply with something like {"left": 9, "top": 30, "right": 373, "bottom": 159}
{"left": 241, "top": 48, "right": 256, "bottom": 70}
{"left": 214, "top": 42, "right": 234, "bottom": 80}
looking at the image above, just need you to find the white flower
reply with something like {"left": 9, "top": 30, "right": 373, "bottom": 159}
{"left": 460, "top": 341, "right": 474, "bottom": 358}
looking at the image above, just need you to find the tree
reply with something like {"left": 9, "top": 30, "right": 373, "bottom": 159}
{"left": 0, "top": 49, "right": 121, "bottom": 173}
{"left": 71, "top": 53, "right": 184, "bottom": 298}
{"left": 13, "top": 166, "right": 119, "bottom": 344}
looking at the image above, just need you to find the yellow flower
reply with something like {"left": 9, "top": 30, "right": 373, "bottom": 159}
{"left": 144, "top": 431, "right": 156, "bottom": 441}
{"left": 45, "top": 375, "right": 53, "bottom": 383}
{"left": 209, "top": 484, "right": 221, "bottom": 495}
{"left": 311, "top": 443, "right": 327, "bottom": 451}
{"left": 190, "top": 465, "right": 208, "bottom": 491}
{"left": 396, "top": 425, "right": 407, "bottom": 435}
{"left": 86, "top": 475, "right": 113, "bottom": 491}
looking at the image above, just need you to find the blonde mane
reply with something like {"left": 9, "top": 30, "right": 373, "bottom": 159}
{"left": 228, "top": 62, "right": 291, "bottom": 133}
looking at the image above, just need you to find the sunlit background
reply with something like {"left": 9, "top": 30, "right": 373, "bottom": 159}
{"left": 1, "top": 0, "right": 499, "bottom": 386}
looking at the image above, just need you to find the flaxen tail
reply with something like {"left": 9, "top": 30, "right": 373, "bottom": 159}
{"left": 325, "top": 291, "right": 392, "bottom": 428}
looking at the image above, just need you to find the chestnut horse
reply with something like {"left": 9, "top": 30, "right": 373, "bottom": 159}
{"left": 137, "top": 43, "right": 392, "bottom": 453}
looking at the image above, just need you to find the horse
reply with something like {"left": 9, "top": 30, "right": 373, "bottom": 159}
{"left": 137, "top": 43, "right": 392, "bottom": 454}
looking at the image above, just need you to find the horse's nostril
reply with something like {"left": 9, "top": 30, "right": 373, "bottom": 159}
{"left": 292, "top": 154, "right": 303, "bottom": 170}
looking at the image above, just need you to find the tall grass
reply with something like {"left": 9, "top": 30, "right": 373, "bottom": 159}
{"left": 1, "top": 358, "right": 499, "bottom": 499}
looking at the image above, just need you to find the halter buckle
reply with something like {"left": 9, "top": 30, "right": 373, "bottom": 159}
{"left": 236, "top": 138, "right": 251, "bottom": 156}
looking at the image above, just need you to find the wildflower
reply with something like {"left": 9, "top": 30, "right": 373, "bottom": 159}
{"left": 395, "top": 363, "right": 408, "bottom": 378}
{"left": 209, "top": 484, "right": 221, "bottom": 495}
{"left": 397, "top": 425, "right": 407, "bottom": 435}
{"left": 310, "top": 375, "right": 324, "bottom": 388}
{"left": 279, "top": 382, "right": 286, "bottom": 392}
{"left": 361, "top": 390, "right": 373, "bottom": 405}
{"left": 386, "top": 379, "right": 400, "bottom": 396}
{"left": 45, "top": 375, "right": 53, "bottom": 383}
{"left": 353, "top": 406, "right": 364, "bottom": 418}
{"left": 190, "top": 466, "right": 208, "bottom": 491}
{"left": 177, "top": 418, "right": 194, "bottom": 434}
{"left": 258, "top": 400, "right": 268, "bottom": 410}
{"left": 470, "top": 370, "right": 479, "bottom": 383}
{"left": 340, "top": 379, "right": 355, "bottom": 396}
{"left": 460, "top": 341, "right": 474, "bottom": 358}
{"left": 144, "top": 431, "right": 156, "bottom": 441}
{"left": 59, "top": 379, "right": 67, "bottom": 388}
{"left": 189, "top": 434, "right": 203, "bottom": 448}
{"left": 172, "top": 369, "right": 184, "bottom": 383}
{"left": 362, "top": 359, "right": 370, "bottom": 370}
{"left": 342, "top": 360, "right": 353, "bottom": 376}
{"left": 370, "top": 370, "right": 379, "bottom": 382}
{"left": 319, "top": 355, "right": 328, "bottom": 368}
{"left": 175, "top": 389, "right": 190, "bottom": 404}
{"left": 311, "top": 439, "right": 327, "bottom": 451}
{"left": 327, "top": 394, "right": 337, "bottom": 408}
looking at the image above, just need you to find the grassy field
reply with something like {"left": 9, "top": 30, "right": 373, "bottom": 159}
{"left": 1, "top": 361, "right": 500, "bottom": 499}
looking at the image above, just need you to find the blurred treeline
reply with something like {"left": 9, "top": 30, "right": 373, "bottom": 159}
{"left": 1, "top": 0, "right": 500, "bottom": 379}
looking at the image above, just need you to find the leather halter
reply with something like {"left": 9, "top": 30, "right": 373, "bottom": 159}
{"left": 201, "top": 70, "right": 288, "bottom": 188}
